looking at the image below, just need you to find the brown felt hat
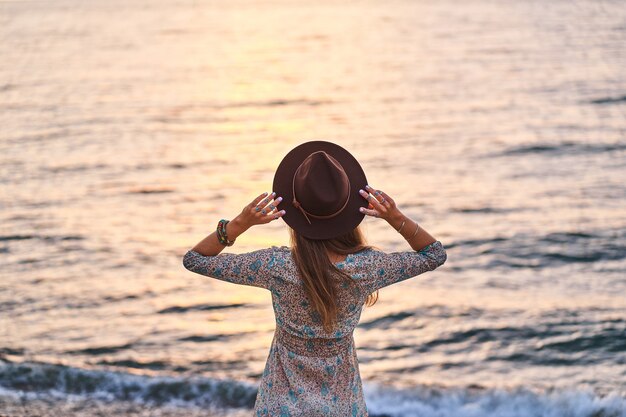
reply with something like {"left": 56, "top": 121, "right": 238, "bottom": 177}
{"left": 272, "top": 140, "right": 368, "bottom": 240}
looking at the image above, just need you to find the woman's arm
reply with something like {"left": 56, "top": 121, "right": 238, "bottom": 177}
{"left": 188, "top": 191, "right": 285, "bottom": 256}
{"left": 385, "top": 210, "right": 438, "bottom": 252}
{"left": 182, "top": 191, "right": 286, "bottom": 290}
{"left": 191, "top": 216, "right": 250, "bottom": 256}
{"left": 357, "top": 184, "right": 447, "bottom": 292}
{"left": 359, "top": 184, "right": 439, "bottom": 252}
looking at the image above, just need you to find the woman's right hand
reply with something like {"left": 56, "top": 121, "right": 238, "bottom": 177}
{"left": 358, "top": 184, "right": 405, "bottom": 228}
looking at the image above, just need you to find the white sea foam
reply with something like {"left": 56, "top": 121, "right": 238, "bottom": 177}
{"left": 363, "top": 382, "right": 626, "bottom": 417}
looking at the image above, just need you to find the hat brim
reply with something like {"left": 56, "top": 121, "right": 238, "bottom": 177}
{"left": 273, "top": 140, "right": 368, "bottom": 240}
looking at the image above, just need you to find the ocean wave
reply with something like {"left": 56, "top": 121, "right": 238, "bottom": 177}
{"left": 0, "top": 233, "right": 84, "bottom": 242}
{"left": 359, "top": 305, "right": 626, "bottom": 374}
{"left": 588, "top": 95, "right": 626, "bottom": 104}
{"left": 485, "top": 140, "right": 626, "bottom": 158}
{"left": 1, "top": 360, "right": 624, "bottom": 416}
{"left": 0, "top": 359, "right": 257, "bottom": 409}
{"left": 449, "top": 229, "right": 626, "bottom": 269}
{"left": 363, "top": 383, "right": 626, "bottom": 417}
{"left": 157, "top": 302, "right": 249, "bottom": 314}
{"left": 66, "top": 342, "right": 136, "bottom": 356}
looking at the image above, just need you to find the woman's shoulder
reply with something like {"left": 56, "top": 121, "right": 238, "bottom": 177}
{"left": 344, "top": 247, "right": 381, "bottom": 265}
{"left": 272, "top": 245, "right": 291, "bottom": 253}
{"left": 269, "top": 245, "right": 293, "bottom": 262}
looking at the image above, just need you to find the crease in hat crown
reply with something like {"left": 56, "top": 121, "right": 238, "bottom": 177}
{"left": 291, "top": 150, "right": 351, "bottom": 225}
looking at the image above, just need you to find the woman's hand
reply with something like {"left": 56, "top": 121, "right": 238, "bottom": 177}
{"left": 188, "top": 192, "right": 285, "bottom": 256}
{"left": 233, "top": 191, "right": 286, "bottom": 230}
{"left": 358, "top": 184, "right": 439, "bottom": 250}
{"left": 358, "top": 184, "right": 405, "bottom": 228}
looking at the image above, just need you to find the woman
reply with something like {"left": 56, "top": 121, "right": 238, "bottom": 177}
{"left": 182, "top": 141, "right": 447, "bottom": 416}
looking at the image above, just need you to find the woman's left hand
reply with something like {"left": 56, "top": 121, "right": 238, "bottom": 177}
{"left": 234, "top": 191, "right": 286, "bottom": 229}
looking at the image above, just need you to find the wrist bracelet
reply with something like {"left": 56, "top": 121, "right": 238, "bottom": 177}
{"left": 408, "top": 222, "right": 420, "bottom": 240}
{"left": 216, "top": 219, "right": 236, "bottom": 246}
{"left": 396, "top": 220, "right": 406, "bottom": 233}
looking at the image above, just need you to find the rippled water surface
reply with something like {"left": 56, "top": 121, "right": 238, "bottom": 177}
{"left": 1, "top": 0, "right": 625, "bottom": 415}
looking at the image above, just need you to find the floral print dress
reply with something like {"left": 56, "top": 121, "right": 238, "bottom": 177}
{"left": 182, "top": 240, "right": 447, "bottom": 416}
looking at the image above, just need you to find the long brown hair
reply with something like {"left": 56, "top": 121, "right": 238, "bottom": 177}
{"left": 289, "top": 225, "right": 379, "bottom": 333}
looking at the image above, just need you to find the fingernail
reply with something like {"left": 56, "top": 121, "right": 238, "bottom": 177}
{"left": 277, "top": 196, "right": 283, "bottom": 202}
{"left": 359, "top": 207, "right": 365, "bottom": 212}
{"left": 263, "top": 192, "right": 268, "bottom": 196}
{"left": 272, "top": 191, "right": 276, "bottom": 196}
{"left": 359, "top": 189, "right": 365, "bottom": 194}
{"left": 281, "top": 210, "right": 286, "bottom": 214}
{"left": 365, "top": 185, "right": 371, "bottom": 189}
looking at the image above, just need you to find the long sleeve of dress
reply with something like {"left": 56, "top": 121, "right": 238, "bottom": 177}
{"left": 358, "top": 240, "right": 448, "bottom": 293}
{"left": 182, "top": 246, "right": 279, "bottom": 290}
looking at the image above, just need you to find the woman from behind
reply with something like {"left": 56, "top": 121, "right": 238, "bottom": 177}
{"left": 182, "top": 140, "right": 447, "bottom": 416}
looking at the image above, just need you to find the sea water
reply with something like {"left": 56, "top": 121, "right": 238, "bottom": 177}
{"left": 1, "top": 0, "right": 625, "bottom": 415}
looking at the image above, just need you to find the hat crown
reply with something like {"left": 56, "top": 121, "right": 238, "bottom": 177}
{"left": 293, "top": 151, "right": 350, "bottom": 217}
{"left": 273, "top": 140, "right": 367, "bottom": 240}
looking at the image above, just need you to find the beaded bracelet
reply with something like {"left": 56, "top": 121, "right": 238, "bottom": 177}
{"left": 216, "top": 219, "right": 236, "bottom": 246}
{"left": 217, "top": 219, "right": 235, "bottom": 246}
{"left": 216, "top": 219, "right": 227, "bottom": 245}
{"left": 218, "top": 219, "right": 234, "bottom": 246}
